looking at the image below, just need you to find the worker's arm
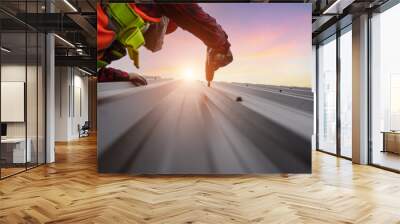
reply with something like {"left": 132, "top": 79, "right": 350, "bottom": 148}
{"left": 155, "top": 3, "right": 231, "bottom": 54}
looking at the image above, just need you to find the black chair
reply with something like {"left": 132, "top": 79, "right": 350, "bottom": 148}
{"left": 78, "top": 121, "right": 90, "bottom": 138}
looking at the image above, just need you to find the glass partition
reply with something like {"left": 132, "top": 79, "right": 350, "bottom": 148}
{"left": 1, "top": 31, "right": 28, "bottom": 178}
{"left": 29, "top": 0, "right": 45, "bottom": 168}
{"left": 0, "top": 0, "right": 46, "bottom": 179}
{"left": 27, "top": 31, "right": 38, "bottom": 169}
{"left": 339, "top": 27, "right": 352, "bottom": 158}
{"left": 317, "top": 35, "right": 337, "bottom": 154}
{"left": 371, "top": 3, "right": 400, "bottom": 171}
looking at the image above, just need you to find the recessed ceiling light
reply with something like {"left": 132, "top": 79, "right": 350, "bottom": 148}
{"left": 1, "top": 47, "right": 11, "bottom": 53}
{"left": 78, "top": 67, "right": 92, "bottom": 76}
{"left": 63, "top": 0, "right": 78, "bottom": 12}
{"left": 323, "top": 0, "right": 354, "bottom": 15}
{"left": 54, "top": 34, "right": 75, "bottom": 48}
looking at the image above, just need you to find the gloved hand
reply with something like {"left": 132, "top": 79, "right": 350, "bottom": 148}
{"left": 100, "top": 41, "right": 127, "bottom": 65}
{"left": 98, "top": 67, "right": 148, "bottom": 86}
{"left": 128, "top": 72, "right": 148, "bottom": 86}
{"left": 206, "top": 47, "right": 233, "bottom": 83}
{"left": 211, "top": 48, "right": 233, "bottom": 68}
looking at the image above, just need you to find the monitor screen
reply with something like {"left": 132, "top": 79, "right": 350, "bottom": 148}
{"left": 1, "top": 123, "right": 7, "bottom": 137}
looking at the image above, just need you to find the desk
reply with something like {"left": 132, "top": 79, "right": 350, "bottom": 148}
{"left": 382, "top": 131, "right": 400, "bottom": 154}
{"left": 1, "top": 138, "right": 31, "bottom": 164}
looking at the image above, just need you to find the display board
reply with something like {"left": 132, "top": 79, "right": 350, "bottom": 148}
{"left": 1, "top": 82, "right": 25, "bottom": 122}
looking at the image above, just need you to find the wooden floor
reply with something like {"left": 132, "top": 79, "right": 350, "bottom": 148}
{"left": 1, "top": 167, "right": 26, "bottom": 178}
{"left": 373, "top": 151, "right": 400, "bottom": 171}
{"left": 1, "top": 135, "right": 400, "bottom": 223}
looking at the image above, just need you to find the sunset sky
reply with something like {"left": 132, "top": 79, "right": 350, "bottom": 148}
{"left": 110, "top": 3, "right": 312, "bottom": 87}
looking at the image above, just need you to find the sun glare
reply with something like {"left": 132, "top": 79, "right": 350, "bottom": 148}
{"left": 183, "top": 68, "right": 195, "bottom": 81}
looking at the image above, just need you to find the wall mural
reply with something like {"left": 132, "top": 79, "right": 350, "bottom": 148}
{"left": 97, "top": 3, "right": 313, "bottom": 174}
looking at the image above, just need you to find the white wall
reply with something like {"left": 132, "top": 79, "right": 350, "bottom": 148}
{"left": 1, "top": 63, "right": 46, "bottom": 164}
{"left": 1, "top": 65, "right": 37, "bottom": 138}
{"left": 70, "top": 73, "right": 89, "bottom": 138}
{"left": 55, "top": 66, "right": 70, "bottom": 141}
{"left": 1, "top": 82, "right": 25, "bottom": 122}
{"left": 1, "top": 65, "right": 26, "bottom": 142}
{"left": 55, "top": 67, "right": 89, "bottom": 141}
{"left": 1, "top": 65, "right": 26, "bottom": 130}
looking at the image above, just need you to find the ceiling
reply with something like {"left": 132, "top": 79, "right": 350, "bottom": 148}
{"left": 0, "top": 0, "right": 96, "bottom": 73}
{"left": 310, "top": 0, "right": 390, "bottom": 43}
{"left": 1, "top": 0, "right": 396, "bottom": 72}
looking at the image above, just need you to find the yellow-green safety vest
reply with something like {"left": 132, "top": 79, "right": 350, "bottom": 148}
{"left": 98, "top": 3, "right": 148, "bottom": 69}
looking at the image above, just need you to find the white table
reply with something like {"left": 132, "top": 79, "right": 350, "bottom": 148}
{"left": 1, "top": 138, "right": 31, "bottom": 163}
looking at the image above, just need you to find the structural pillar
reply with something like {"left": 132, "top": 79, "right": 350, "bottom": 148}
{"left": 46, "top": 1, "right": 55, "bottom": 163}
{"left": 352, "top": 14, "right": 369, "bottom": 164}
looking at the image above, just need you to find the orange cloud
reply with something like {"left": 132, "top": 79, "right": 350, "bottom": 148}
{"left": 243, "top": 39, "right": 306, "bottom": 60}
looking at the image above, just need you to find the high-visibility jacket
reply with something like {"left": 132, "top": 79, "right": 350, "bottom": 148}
{"left": 97, "top": 3, "right": 161, "bottom": 68}
{"left": 97, "top": 3, "right": 231, "bottom": 69}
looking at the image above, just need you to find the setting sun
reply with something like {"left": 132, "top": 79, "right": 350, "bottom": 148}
{"left": 183, "top": 68, "right": 195, "bottom": 80}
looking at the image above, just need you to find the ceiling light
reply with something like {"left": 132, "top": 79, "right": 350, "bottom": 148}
{"left": 76, "top": 48, "right": 86, "bottom": 55}
{"left": 78, "top": 67, "right": 93, "bottom": 76}
{"left": 1, "top": 47, "right": 11, "bottom": 53}
{"left": 323, "top": 0, "right": 354, "bottom": 15}
{"left": 63, "top": 0, "right": 78, "bottom": 12}
{"left": 323, "top": 0, "right": 341, "bottom": 14}
{"left": 54, "top": 34, "right": 75, "bottom": 48}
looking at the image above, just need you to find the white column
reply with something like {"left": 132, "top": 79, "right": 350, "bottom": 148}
{"left": 55, "top": 67, "right": 73, "bottom": 141}
{"left": 46, "top": 33, "right": 55, "bottom": 163}
{"left": 45, "top": 0, "right": 56, "bottom": 163}
{"left": 352, "top": 14, "right": 369, "bottom": 164}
